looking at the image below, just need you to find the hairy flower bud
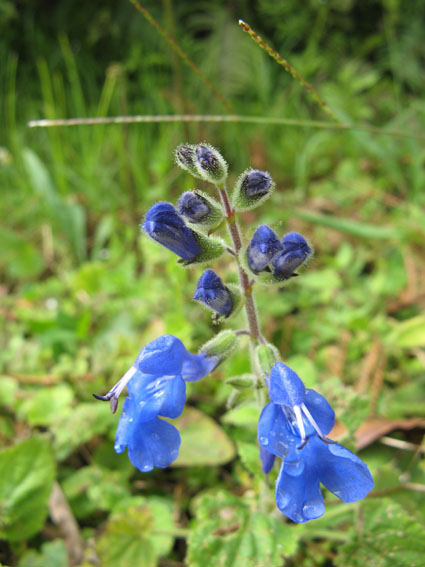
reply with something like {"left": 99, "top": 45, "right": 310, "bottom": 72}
{"left": 194, "top": 144, "right": 228, "bottom": 184}
{"left": 247, "top": 225, "right": 283, "bottom": 273}
{"left": 199, "top": 330, "right": 238, "bottom": 364}
{"left": 175, "top": 144, "right": 203, "bottom": 179}
{"left": 243, "top": 170, "right": 273, "bottom": 198}
{"left": 273, "top": 232, "right": 312, "bottom": 278}
{"left": 233, "top": 169, "right": 275, "bottom": 212}
{"left": 142, "top": 202, "right": 203, "bottom": 260}
{"left": 193, "top": 269, "right": 233, "bottom": 316}
{"left": 177, "top": 190, "right": 224, "bottom": 230}
{"left": 254, "top": 343, "right": 281, "bottom": 381}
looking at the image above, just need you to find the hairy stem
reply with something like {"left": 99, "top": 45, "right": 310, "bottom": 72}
{"left": 217, "top": 186, "right": 261, "bottom": 341}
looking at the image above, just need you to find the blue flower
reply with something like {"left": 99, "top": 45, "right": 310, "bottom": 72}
{"left": 241, "top": 169, "right": 273, "bottom": 198}
{"left": 259, "top": 445, "right": 276, "bottom": 474}
{"left": 94, "top": 335, "right": 219, "bottom": 472}
{"left": 193, "top": 269, "right": 233, "bottom": 316}
{"left": 247, "top": 225, "right": 283, "bottom": 273}
{"left": 272, "top": 232, "right": 312, "bottom": 279}
{"left": 177, "top": 191, "right": 211, "bottom": 223}
{"left": 258, "top": 362, "right": 374, "bottom": 523}
{"left": 142, "top": 202, "right": 203, "bottom": 260}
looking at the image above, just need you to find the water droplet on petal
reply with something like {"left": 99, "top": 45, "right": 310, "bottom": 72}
{"left": 142, "top": 464, "right": 152, "bottom": 472}
{"left": 284, "top": 458, "right": 305, "bottom": 477}
{"left": 302, "top": 499, "right": 325, "bottom": 520}
{"left": 259, "top": 436, "right": 269, "bottom": 446}
{"left": 151, "top": 432, "right": 160, "bottom": 440}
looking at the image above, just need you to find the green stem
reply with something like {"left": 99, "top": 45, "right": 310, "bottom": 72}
{"left": 217, "top": 186, "right": 260, "bottom": 341}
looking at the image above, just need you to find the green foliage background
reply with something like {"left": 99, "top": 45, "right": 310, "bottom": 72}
{"left": 1, "top": 1, "right": 425, "bottom": 565}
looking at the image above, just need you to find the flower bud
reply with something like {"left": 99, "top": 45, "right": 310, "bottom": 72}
{"left": 243, "top": 170, "right": 273, "bottom": 198}
{"left": 175, "top": 144, "right": 203, "bottom": 179}
{"left": 232, "top": 169, "right": 275, "bottom": 212}
{"left": 177, "top": 190, "right": 224, "bottom": 230}
{"left": 273, "top": 232, "right": 312, "bottom": 278}
{"left": 247, "top": 225, "right": 283, "bottom": 273}
{"left": 193, "top": 269, "right": 233, "bottom": 316}
{"left": 142, "top": 202, "right": 203, "bottom": 260}
{"left": 194, "top": 144, "right": 228, "bottom": 184}
{"left": 254, "top": 343, "right": 281, "bottom": 381}
{"left": 199, "top": 330, "right": 238, "bottom": 364}
{"left": 225, "top": 374, "right": 256, "bottom": 389}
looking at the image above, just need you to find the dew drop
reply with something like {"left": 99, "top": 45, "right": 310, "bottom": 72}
{"left": 151, "top": 432, "right": 160, "bottom": 440}
{"left": 284, "top": 458, "right": 304, "bottom": 477}
{"left": 302, "top": 499, "right": 325, "bottom": 520}
{"left": 259, "top": 436, "right": 269, "bottom": 446}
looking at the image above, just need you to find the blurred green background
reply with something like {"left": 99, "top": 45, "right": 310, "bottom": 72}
{"left": 1, "top": 1, "right": 425, "bottom": 566}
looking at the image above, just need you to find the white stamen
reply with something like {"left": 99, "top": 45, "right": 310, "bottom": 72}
{"left": 301, "top": 402, "right": 324, "bottom": 439}
{"left": 111, "top": 366, "right": 138, "bottom": 399}
{"left": 293, "top": 404, "right": 306, "bottom": 442}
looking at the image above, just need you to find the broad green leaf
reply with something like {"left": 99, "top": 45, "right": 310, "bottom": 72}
{"left": 0, "top": 437, "right": 55, "bottom": 541}
{"left": 52, "top": 403, "right": 116, "bottom": 460}
{"left": 222, "top": 401, "right": 259, "bottom": 429}
{"left": 237, "top": 441, "right": 263, "bottom": 477}
{"left": 335, "top": 499, "right": 425, "bottom": 567}
{"left": 172, "top": 407, "right": 236, "bottom": 466}
{"left": 18, "top": 539, "right": 68, "bottom": 567}
{"left": 187, "top": 490, "right": 299, "bottom": 567}
{"left": 387, "top": 315, "right": 425, "bottom": 348}
{"left": 62, "top": 465, "right": 132, "bottom": 518}
{"left": 96, "top": 499, "right": 175, "bottom": 567}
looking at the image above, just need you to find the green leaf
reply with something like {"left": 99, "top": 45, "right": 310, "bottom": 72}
{"left": 387, "top": 315, "right": 425, "bottom": 348}
{"left": 0, "top": 437, "right": 55, "bottom": 541}
{"left": 221, "top": 401, "right": 259, "bottom": 430}
{"left": 187, "top": 490, "right": 299, "bottom": 567}
{"left": 52, "top": 403, "right": 116, "bottom": 460}
{"left": 173, "top": 407, "right": 236, "bottom": 466}
{"left": 236, "top": 441, "right": 263, "bottom": 477}
{"left": 335, "top": 499, "right": 425, "bottom": 567}
{"left": 96, "top": 499, "right": 175, "bottom": 567}
{"left": 18, "top": 539, "right": 68, "bottom": 567}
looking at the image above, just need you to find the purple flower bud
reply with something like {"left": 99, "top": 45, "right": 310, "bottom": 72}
{"left": 193, "top": 269, "right": 233, "bottom": 316}
{"left": 241, "top": 169, "right": 273, "bottom": 198}
{"left": 281, "top": 232, "right": 312, "bottom": 254}
{"left": 248, "top": 225, "right": 283, "bottom": 272}
{"left": 177, "top": 191, "right": 210, "bottom": 223}
{"left": 195, "top": 144, "right": 228, "bottom": 183}
{"left": 273, "top": 232, "right": 312, "bottom": 278}
{"left": 142, "top": 202, "right": 203, "bottom": 260}
{"left": 175, "top": 144, "right": 198, "bottom": 174}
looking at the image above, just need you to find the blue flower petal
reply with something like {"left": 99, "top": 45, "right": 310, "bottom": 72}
{"left": 303, "top": 389, "right": 335, "bottom": 435}
{"left": 259, "top": 445, "right": 276, "bottom": 474}
{"left": 275, "top": 446, "right": 325, "bottom": 523}
{"left": 258, "top": 402, "right": 297, "bottom": 458}
{"left": 193, "top": 269, "right": 233, "bottom": 316}
{"left": 269, "top": 362, "right": 306, "bottom": 407}
{"left": 134, "top": 335, "right": 186, "bottom": 375}
{"left": 114, "top": 396, "right": 135, "bottom": 454}
{"left": 126, "top": 417, "right": 181, "bottom": 472}
{"left": 181, "top": 352, "right": 218, "bottom": 382}
{"left": 127, "top": 373, "right": 186, "bottom": 421}
{"left": 142, "top": 202, "right": 203, "bottom": 260}
{"left": 247, "top": 225, "right": 282, "bottom": 272}
{"left": 310, "top": 437, "right": 374, "bottom": 502}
